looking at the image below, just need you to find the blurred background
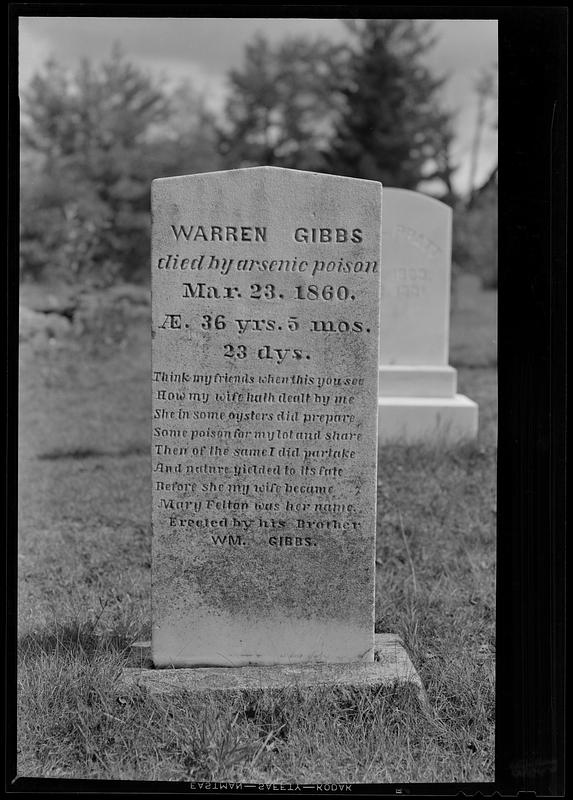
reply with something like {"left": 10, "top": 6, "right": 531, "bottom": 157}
{"left": 19, "top": 17, "right": 497, "bottom": 293}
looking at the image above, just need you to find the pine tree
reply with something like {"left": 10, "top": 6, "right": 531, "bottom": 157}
{"left": 219, "top": 34, "right": 346, "bottom": 170}
{"left": 325, "top": 20, "right": 456, "bottom": 194}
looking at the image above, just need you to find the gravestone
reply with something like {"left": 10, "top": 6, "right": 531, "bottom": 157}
{"left": 151, "top": 167, "right": 382, "bottom": 668}
{"left": 378, "top": 188, "right": 478, "bottom": 443}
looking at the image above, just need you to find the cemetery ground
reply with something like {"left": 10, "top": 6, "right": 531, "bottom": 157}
{"left": 17, "top": 281, "right": 496, "bottom": 783}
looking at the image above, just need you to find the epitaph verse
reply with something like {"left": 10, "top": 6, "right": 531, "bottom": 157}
{"left": 151, "top": 167, "right": 382, "bottom": 667}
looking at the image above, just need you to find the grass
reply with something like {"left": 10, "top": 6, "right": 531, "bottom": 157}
{"left": 19, "top": 622, "right": 492, "bottom": 782}
{"left": 17, "top": 282, "right": 496, "bottom": 783}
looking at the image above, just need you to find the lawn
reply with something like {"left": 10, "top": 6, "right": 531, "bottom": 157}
{"left": 16, "top": 282, "right": 496, "bottom": 783}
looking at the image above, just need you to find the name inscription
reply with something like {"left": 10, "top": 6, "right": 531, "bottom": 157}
{"left": 170, "top": 224, "right": 363, "bottom": 244}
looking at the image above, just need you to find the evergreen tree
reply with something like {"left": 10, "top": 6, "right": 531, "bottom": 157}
{"left": 219, "top": 34, "right": 346, "bottom": 170}
{"left": 325, "top": 20, "right": 456, "bottom": 195}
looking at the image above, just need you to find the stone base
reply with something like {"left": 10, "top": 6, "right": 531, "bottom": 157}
{"left": 379, "top": 365, "right": 457, "bottom": 398}
{"left": 378, "top": 394, "right": 478, "bottom": 444}
{"left": 122, "top": 634, "right": 426, "bottom": 703}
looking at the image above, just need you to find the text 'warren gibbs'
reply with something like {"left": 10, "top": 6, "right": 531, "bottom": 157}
{"left": 169, "top": 224, "right": 363, "bottom": 243}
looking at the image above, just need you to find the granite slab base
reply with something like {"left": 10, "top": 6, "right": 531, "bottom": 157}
{"left": 379, "top": 365, "right": 458, "bottom": 398}
{"left": 378, "top": 394, "right": 478, "bottom": 444}
{"left": 122, "top": 634, "right": 425, "bottom": 702}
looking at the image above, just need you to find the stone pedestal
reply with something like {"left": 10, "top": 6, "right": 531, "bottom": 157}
{"left": 378, "top": 394, "right": 478, "bottom": 445}
{"left": 378, "top": 188, "right": 478, "bottom": 444}
{"left": 123, "top": 634, "right": 426, "bottom": 704}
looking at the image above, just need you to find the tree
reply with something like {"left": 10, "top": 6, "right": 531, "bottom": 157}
{"left": 148, "top": 80, "right": 222, "bottom": 178}
{"left": 219, "top": 34, "right": 346, "bottom": 170}
{"left": 453, "top": 165, "right": 498, "bottom": 288}
{"left": 21, "top": 46, "right": 170, "bottom": 284}
{"left": 20, "top": 46, "right": 222, "bottom": 285}
{"left": 325, "top": 20, "right": 457, "bottom": 195}
{"left": 452, "top": 62, "right": 497, "bottom": 286}
{"left": 467, "top": 62, "right": 497, "bottom": 202}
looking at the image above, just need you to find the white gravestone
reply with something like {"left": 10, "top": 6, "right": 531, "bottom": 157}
{"left": 151, "top": 167, "right": 382, "bottom": 668}
{"left": 378, "top": 188, "right": 478, "bottom": 443}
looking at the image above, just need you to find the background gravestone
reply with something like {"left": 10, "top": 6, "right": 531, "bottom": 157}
{"left": 378, "top": 188, "right": 478, "bottom": 443}
{"left": 151, "top": 167, "right": 381, "bottom": 667}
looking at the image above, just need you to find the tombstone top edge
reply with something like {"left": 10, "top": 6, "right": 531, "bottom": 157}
{"left": 152, "top": 166, "right": 383, "bottom": 189}
{"left": 383, "top": 186, "right": 452, "bottom": 212}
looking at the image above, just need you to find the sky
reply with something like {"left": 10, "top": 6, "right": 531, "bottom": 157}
{"left": 19, "top": 16, "right": 498, "bottom": 195}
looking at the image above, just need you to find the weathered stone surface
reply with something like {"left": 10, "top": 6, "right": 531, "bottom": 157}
{"left": 378, "top": 188, "right": 478, "bottom": 443}
{"left": 123, "top": 634, "right": 425, "bottom": 699}
{"left": 380, "top": 188, "right": 452, "bottom": 368}
{"left": 151, "top": 167, "right": 381, "bottom": 667}
{"left": 379, "top": 364, "right": 457, "bottom": 398}
{"left": 379, "top": 395, "right": 479, "bottom": 444}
